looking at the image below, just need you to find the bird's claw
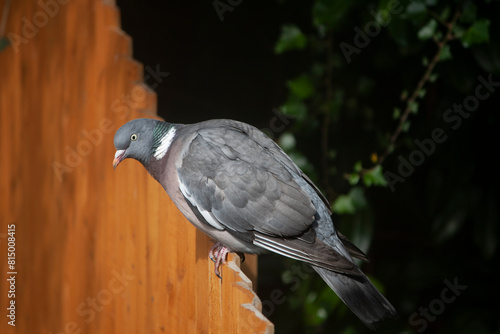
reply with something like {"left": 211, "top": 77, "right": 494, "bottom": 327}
{"left": 209, "top": 242, "right": 221, "bottom": 263}
{"left": 209, "top": 242, "right": 230, "bottom": 278}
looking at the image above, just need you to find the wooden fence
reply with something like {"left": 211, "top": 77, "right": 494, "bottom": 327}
{"left": 0, "top": 0, "right": 273, "bottom": 333}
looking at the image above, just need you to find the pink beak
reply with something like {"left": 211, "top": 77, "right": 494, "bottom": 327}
{"left": 113, "top": 150, "right": 126, "bottom": 169}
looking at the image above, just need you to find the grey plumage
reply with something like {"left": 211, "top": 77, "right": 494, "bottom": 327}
{"left": 113, "top": 118, "right": 397, "bottom": 329}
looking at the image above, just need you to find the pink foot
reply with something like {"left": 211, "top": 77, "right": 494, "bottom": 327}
{"left": 209, "top": 242, "right": 230, "bottom": 278}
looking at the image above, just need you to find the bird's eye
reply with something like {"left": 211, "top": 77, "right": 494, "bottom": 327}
{"left": 131, "top": 134, "right": 138, "bottom": 141}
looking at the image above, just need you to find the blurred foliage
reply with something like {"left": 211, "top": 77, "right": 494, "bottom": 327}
{"left": 258, "top": 0, "right": 500, "bottom": 333}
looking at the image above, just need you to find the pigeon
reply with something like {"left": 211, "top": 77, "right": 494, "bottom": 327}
{"left": 113, "top": 118, "right": 397, "bottom": 329}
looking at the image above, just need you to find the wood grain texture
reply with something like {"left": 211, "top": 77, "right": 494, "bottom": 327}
{"left": 0, "top": 0, "right": 273, "bottom": 333}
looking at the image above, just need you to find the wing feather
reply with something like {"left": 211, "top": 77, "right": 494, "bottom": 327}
{"left": 177, "top": 120, "right": 362, "bottom": 275}
{"left": 178, "top": 123, "right": 315, "bottom": 236}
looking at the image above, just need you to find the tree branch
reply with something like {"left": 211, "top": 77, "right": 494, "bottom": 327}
{"left": 376, "top": 7, "right": 461, "bottom": 167}
{"left": 343, "top": 7, "right": 461, "bottom": 183}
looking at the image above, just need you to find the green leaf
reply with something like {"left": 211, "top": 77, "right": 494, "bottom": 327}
{"left": 406, "top": 2, "right": 427, "bottom": 22}
{"left": 332, "top": 194, "right": 356, "bottom": 214}
{"left": 362, "top": 165, "right": 388, "bottom": 187}
{"left": 400, "top": 89, "right": 408, "bottom": 101}
{"left": 393, "top": 107, "right": 401, "bottom": 119}
{"left": 287, "top": 75, "right": 315, "bottom": 100}
{"left": 387, "top": 16, "right": 411, "bottom": 47}
{"left": 353, "top": 161, "right": 363, "bottom": 173}
{"left": 402, "top": 120, "right": 411, "bottom": 132}
{"left": 440, "top": 44, "right": 452, "bottom": 61}
{"left": 346, "top": 173, "right": 360, "bottom": 186}
{"left": 418, "top": 88, "right": 427, "bottom": 98}
{"left": 274, "top": 25, "right": 307, "bottom": 54}
{"left": 461, "top": 19, "right": 490, "bottom": 48}
{"left": 418, "top": 19, "right": 438, "bottom": 40}
{"left": 349, "top": 187, "right": 367, "bottom": 210}
{"left": 332, "top": 187, "right": 368, "bottom": 215}
{"left": 312, "top": 0, "right": 352, "bottom": 30}
{"left": 303, "top": 287, "right": 340, "bottom": 326}
{"left": 387, "top": 143, "right": 395, "bottom": 154}
{"left": 409, "top": 100, "right": 419, "bottom": 113}
{"left": 280, "top": 97, "right": 307, "bottom": 120}
{"left": 453, "top": 24, "right": 465, "bottom": 39}
{"left": 440, "top": 6, "right": 451, "bottom": 21}
{"left": 460, "top": 1, "right": 477, "bottom": 24}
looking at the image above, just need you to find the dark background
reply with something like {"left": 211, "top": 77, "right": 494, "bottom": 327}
{"left": 117, "top": 0, "right": 291, "bottom": 126}
{"left": 116, "top": 1, "right": 500, "bottom": 333}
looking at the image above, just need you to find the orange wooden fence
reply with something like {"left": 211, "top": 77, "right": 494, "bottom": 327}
{"left": 0, "top": 0, "right": 273, "bottom": 333}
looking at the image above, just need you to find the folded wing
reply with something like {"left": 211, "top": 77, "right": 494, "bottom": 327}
{"left": 177, "top": 120, "right": 363, "bottom": 277}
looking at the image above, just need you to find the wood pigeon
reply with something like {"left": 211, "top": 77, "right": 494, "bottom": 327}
{"left": 113, "top": 118, "right": 397, "bottom": 328}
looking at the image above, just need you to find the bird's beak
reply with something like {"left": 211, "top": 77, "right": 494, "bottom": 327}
{"left": 113, "top": 149, "right": 126, "bottom": 169}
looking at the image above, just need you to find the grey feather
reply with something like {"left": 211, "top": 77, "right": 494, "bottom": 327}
{"left": 313, "top": 266, "right": 397, "bottom": 329}
{"left": 178, "top": 124, "right": 316, "bottom": 238}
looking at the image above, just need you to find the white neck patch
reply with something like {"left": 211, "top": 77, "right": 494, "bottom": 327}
{"left": 153, "top": 127, "right": 176, "bottom": 160}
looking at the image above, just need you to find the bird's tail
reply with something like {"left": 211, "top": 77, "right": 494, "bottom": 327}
{"left": 312, "top": 266, "right": 397, "bottom": 329}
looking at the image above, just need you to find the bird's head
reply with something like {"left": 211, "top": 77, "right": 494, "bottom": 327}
{"left": 113, "top": 118, "right": 177, "bottom": 168}
{"left": 113, "top": 118, "right": 157, "bottom": 168}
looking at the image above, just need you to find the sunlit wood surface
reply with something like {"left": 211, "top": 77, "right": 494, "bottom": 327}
{"left": 0, "top": 0, "right": 273, "bottom": 333}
